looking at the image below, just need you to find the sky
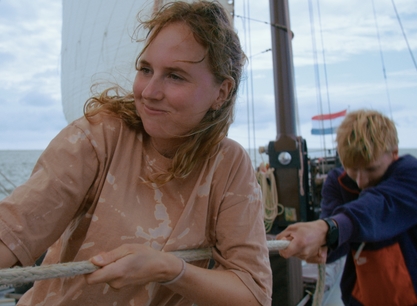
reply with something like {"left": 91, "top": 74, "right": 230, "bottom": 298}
{"left": 0, "top": 0, "right": 416, "bottom": 154}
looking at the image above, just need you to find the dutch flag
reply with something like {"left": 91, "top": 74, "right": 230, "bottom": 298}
{"left": 311, "top": 109, "right": 347, "bottom": 135}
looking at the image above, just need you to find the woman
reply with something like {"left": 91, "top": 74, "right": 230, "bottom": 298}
{"left": 0, "top": 1, "right": 272, "bottom": 305}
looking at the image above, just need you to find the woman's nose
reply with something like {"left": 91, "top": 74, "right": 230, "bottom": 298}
{"left": 142, "top": 76, "right": 164, "bottom": 101}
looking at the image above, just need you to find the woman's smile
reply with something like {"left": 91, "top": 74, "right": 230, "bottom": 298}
{"left": 142, "top": 103, "right": 168, "bottom": 116}
{"left": 133, "top": 21, "right": 225, "bottom": 154}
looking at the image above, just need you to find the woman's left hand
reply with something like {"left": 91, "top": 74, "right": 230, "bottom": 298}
{"left": 85, "top": 244, "right": 183, "bottom": 289}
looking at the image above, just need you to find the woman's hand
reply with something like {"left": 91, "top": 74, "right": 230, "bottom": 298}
{"left": 85, "top": 244, "right": 183, "bottom": 289}
{"left": 85, "top": 243, "right": 262, "bottom": 305}
{"left": 275, "top": 220, "right": 329, "bottom": 264}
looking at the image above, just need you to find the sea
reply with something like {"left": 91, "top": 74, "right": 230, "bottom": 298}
{"left": 1, "top": 148, "right": 417, "bottom": 201}
{"left": 0, "top": 150, "right": 43, "bottom": 201}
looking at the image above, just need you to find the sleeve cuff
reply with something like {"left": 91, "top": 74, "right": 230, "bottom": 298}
{"left": 331, "top": 213, "right": 354, "bottom": 246}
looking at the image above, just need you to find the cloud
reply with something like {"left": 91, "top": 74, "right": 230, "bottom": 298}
{"left": 234, "top": 0, "right": 417, "bottom": 151}
{"left": 0, "top": 0, "right": 415, "bottom": 152}
{"left": 288, "top": 0, "right": 417, "bottom": 66}
{"left": 0, "top": 52, "right": 15, "bottom": 68}
{"left": 19, "top": 91, "right": 56, "bottom": 107}
{"left": 0, "top": 0, "right": 65, "bottom": 150}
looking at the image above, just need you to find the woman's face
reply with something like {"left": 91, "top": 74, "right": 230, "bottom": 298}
{"left": 133, "top": 22, "right": 228, "bottom": 144}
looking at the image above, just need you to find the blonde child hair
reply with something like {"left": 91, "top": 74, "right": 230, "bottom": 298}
{"left": 336, "top": 109, "right": 398, "bottom": 168}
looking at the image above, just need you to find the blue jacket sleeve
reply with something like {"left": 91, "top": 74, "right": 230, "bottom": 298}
{"left": 332, "top": 155, "right": 417, "bottom": 245}
{"left": 320, "top": 168, "right": 351, "bottom": 262}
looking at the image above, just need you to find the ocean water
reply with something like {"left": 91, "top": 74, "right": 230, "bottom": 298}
{"left": 0, "top": 149, "right": 268, "bottom": 201}
{"left": 0, "top": 150, "right": 43, "bottom": 200}
{"left": 1, "top": 148, "right": 416, "bottom": 201}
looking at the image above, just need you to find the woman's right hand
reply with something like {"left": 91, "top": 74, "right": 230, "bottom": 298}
{"left": 85, "top": 243, "right": 183, "bottom": 289}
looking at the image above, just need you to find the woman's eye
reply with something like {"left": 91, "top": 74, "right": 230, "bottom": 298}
{"left": 138, "top": 66, "right": 151, "bottom": 74}
{"left": 168, "top": 73, "right": 183, "bottom": 81}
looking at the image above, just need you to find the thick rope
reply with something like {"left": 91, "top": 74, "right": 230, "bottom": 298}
{"left": 0, "top": 241, "right": 288, "bottom": 285}
{"left": 312, "top": 263, "right": 326, "bottom": 306}
{"left": 0, "top": 240, "right": 324, "bottom": 306}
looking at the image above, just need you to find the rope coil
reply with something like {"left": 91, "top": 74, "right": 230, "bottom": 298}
{"left": 256, "top": 164, "right": 284, "bottom": 233}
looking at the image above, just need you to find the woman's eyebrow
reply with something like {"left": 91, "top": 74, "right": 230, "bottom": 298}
{"left": 140, "top": 57, "right": 195, "bottom": 77}
{"left": 137, "top": 59, "right": 150, "bottom": 66}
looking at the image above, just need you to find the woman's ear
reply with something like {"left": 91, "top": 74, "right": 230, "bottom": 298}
{"left": 213, "top": 78, "right": 233, "bottom": 109}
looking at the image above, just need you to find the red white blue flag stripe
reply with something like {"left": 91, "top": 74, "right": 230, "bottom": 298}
{"left": 311, "top": 109, "right": 347, "bottom": 135}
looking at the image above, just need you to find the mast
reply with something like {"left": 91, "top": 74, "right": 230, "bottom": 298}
{"left": 267, "top": 1, "right": 307, "bottom": 304}
{"left": 267, "top": 0, "right": 310, "bottom": 229}
{"left": 270, "top": 0, "right": 297, "bottom": 141}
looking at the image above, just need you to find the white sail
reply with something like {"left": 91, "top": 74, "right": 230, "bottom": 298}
{"left": 61, "top": 0, "right": 234, "bottom": 124}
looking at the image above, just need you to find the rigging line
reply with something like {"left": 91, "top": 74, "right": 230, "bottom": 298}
{"left": 293, "top": 79, "right": 302, "bottom": 138}
{"left": 241, "top": 1, "right": 252, "bottom": 160}
{"left": 240, "top": 0, "right": 258, "bottom": 165}
{"left": 316, "top": 0, "right": 335, "bottom": 148}
{"left": 249, "top": 48, "right": 272, "bottom": 59}
{"left": 245, "top": 0, "right": 258, "bottom": 167}
{"left": 371, "top": 0, "right": 394, "bottom": 121}
{"left": 307, "top": 0, "right": 327, "bottom": 157}
{"left": 282, "top": 0, "right": 301, "bottom": 136}
{"left": 241, "top": 0, "right": 252, "bottom": 158}
{"left": 0, "top": 170, "right": 16, "bottom": 188}
{"left": 390, "top": 0, "right": 417, "bottom": 72}
{"left": 0, "top": 181, "right": 10, "bottom": 196}
{"left": 233, "top": 14, "right": 295, "bottom": 38}
{"left": 292, "top": 71, "right": 302, "bottom": 138}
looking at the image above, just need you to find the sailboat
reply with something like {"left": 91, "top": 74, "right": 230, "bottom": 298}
{"left": 60, "top": 0, "right": 416, "bottom": 305}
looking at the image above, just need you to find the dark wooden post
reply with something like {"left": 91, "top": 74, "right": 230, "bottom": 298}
{"left": 267, "top": 0, "right": 307, "bottom": 304}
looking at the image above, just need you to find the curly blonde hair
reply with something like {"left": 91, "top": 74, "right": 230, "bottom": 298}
{"left": 84, "top": 1, "right": 246, "bottom": 185}
{"left": 336, "top": 109, "right": 398, "bottom": 168}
